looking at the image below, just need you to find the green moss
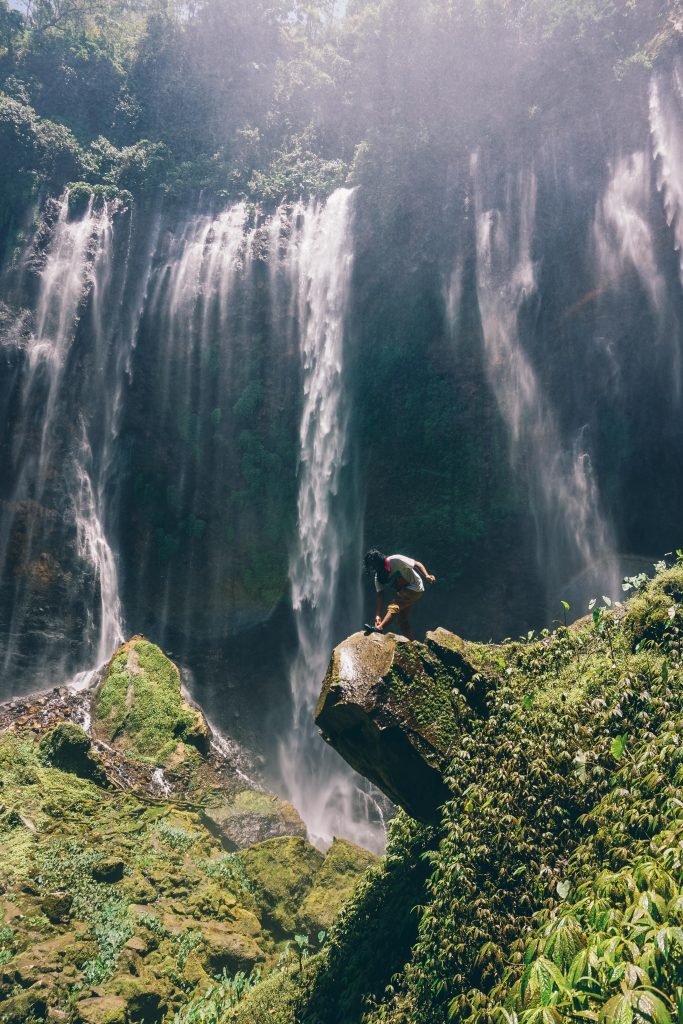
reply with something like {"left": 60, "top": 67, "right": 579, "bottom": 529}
{"left": 386, "top": 642, "right": 468, "bottom": 756}
{"left": 0, "top": 733, "right": 40, "bottom": 774}
{"left": 238, "top": 838, "right": 324, "bottom": 936}
{"left": 231, "top": 791, "right": 281, "bottom": 816}
{"left": 297, "top": 559, "right": 683, "bottom": 1024}
{"left": 298, "top": 839, "right": 378, "bottom": 933}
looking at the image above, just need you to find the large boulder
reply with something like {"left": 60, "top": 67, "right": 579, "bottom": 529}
{"left": 197, "top": 921, "right": 266, "bottom": 975}
{"left": 38, "top": 722, "right": 107, "bottom": 784}
{"left": 92, "top": 637, "right": 210, "bottom": 767}
{"left": 315, "top": 629, "right": 492, "bottom": 823}
{"left": 201, "top": 789, "right": 307, "bottom": 850}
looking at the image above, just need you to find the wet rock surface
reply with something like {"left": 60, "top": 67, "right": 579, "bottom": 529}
{"left": 201, "top": 790, "right": 308, "bottom": 850}
{"left": 315, "top": 628, "right": 494, "bottom": 823}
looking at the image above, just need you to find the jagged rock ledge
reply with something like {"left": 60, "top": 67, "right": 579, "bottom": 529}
{"left": 315, "top": 628, "right": 494, "bottom": 823}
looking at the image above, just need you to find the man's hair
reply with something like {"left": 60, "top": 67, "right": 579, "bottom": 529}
{"left": 364, "top": 548, "right": 387, "bottom": 578}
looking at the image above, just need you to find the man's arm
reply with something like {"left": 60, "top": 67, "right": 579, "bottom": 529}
{"left": 414, "top": 560, "right": 436, "bottom": 584}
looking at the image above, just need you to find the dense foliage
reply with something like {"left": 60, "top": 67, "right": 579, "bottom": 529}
{"left": 0, "top": 0, "right": 678, "bottom": 221}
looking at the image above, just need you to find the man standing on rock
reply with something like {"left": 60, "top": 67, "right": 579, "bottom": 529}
{"left": 363, "top": 549, "right": 436, "bottom": 641}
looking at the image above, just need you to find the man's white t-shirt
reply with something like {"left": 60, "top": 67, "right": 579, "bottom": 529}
{"left": 374, "top": 554, "right": 424, "bottom": 594}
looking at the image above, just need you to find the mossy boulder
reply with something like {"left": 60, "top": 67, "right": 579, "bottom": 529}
{"left": 0, "top": 989, "right": 49, "bottom": 1024}
{"left": 92, "top": 637, "right": 210, "bottom": 767}
{"left": 197, "top": 921, "right": 266, "bottom": 974}
{"left": 201, "top": 789, "right": 307, "bottom": 849}
{"left": 41, "top": 890, "right": 73, "bottom": 923}
{"left": 315, "top": 630, "right": 483, "bottom": 822}
{"left": 101, "top": 972, "right": 168, "bottom": 1022}
{"left": 298, "top": 838, "right": 379, "bottom": 933}
{"left": 238, "top": 837, "right": 324, "bottom": 936}
{"left": 92, "top": 858, "right": 125, "bottom": 883}
{"left": 74, "top": 996, "right": 127, "bottom": 1024}
{"left": 38, "top": 723, "right": 107, "bottom": 784}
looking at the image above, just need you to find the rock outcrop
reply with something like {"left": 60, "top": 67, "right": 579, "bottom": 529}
{"left": 315, "top": 628, "right": 494, "bottom": 823}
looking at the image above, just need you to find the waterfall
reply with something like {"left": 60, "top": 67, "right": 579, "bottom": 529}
{"left": 593, "top": 153, "right": 665, "bottom": 323}
{"left": 650, "top": 58, "right": 683, "bottom": 280}
{"left": 469, "top": 155, "right": 617, "bottom": 609}
{"left": 279, "top": 188, "right": 386, "bottom": 852}
{"left": 649, "top": 59, "right": 683, "bottom": 399}
{"left": 140, "top": 202, "right": 254, "bottom": 647}
{"left": 593, "top": 150, "right": 680, "bottom": 397}
{"left": 0, "top": 194, "right": 127, "bottom": 690}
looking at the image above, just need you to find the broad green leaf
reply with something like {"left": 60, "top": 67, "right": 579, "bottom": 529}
{"left": 520, "top": 957, "right": 567, "bottom": 1007}
{"left": 611, "top": 735, "right": 627, "bottom": 759}
{"left": 600, "top": 993, "right": 634, "bottom": 1024}
{"left": 633, "top": 990, "right": 673, "bottom": 1024}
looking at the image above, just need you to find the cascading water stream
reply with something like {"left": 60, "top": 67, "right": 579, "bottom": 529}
{"left": 0, "top": 195, "right": 127, "bottom": 688}
{"left": 469, "top": 155, "right": 617, "bottom": 609}
{"left": 279, "top": 188, "right": 385, "bottom": 852}
{"left": 592, "top": 150, "right": 680, "bottom": 398}
{"left": 141, "top": 203, "right": 254, "bottom": 647}
{"left": 650, "top": 57, "right": 683, "bottom": 282}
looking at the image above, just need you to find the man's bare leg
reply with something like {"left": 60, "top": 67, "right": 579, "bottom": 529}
{"left": 377, "top": 608, "right": 414, "bottom": 640}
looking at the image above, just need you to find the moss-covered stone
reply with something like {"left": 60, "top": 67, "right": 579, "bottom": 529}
{"left": 298, "top": 838, "right": 379, "bottom": 933}
{"left": 101, "top": 971, "right": 168, "bottom": 1022}
{"left": 197, "top": 920, "right": 265, "bottom": 974}
{"left": 41, "top": 890, "right": 73, "bottom": 923}
{"left": 315, "top": 630, "right": 475, "bottom": 822}
{"left": 39, "top": 722, "right": 106, "bottom": 783}
{"left": 0, "top": 988, "right": 49, "bottom": 1024}
{"left": 201, "top": 789, "right": 307, "bottom": 849}
{"left": 239, "top": 837, "right": 324, "bottom": 936}
{"left": 74, "top": 995, "right": 127, "bottom": 1024}
{"left": 92, "top": 637, "right": 209, "bottom": 767}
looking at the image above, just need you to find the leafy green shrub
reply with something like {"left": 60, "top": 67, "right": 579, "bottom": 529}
{"left": 82, "top": 896, "right": 133, "bottom": 984}
{"left": 65, "top": 180, "right": 132, "bottom": 215}
{"left": 0, "top": 924, "right": 16, "bottom": 967}
{"left": 155, "top": 820, "right": 197, "bottom": 853}
{"left": 175, "top": 967, "right": 263, "bottom": 1023}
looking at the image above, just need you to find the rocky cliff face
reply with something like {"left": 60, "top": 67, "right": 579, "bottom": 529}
{"left": 0, "top": 640, "right": 376, "bottom": 1024}
{"left": 315, "top": 627, "right": 494, "bottom": 822}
